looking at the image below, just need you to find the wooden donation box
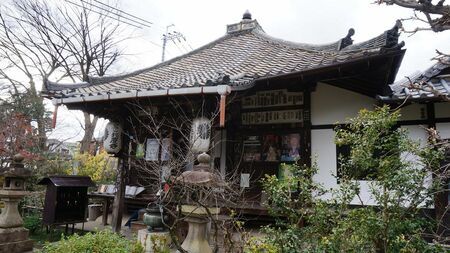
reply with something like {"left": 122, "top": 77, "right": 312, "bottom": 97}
{"left": 38, "top": 176, "right": 96, "bottom": 225}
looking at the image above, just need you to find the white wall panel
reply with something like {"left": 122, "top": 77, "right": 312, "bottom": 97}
{"left": 311, "top": 83, "right": 375, "bottom": 125}
{"left": 436, "top": 123, "right": 450, "bottom": 139}
{"left": 311, "top": 129, "right": 337, "bottom": 190}
{"left": 399, "top": 103, "right": 426, "bottom": 121}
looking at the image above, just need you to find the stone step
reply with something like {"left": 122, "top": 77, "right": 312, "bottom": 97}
{"left": 0, "top": 228, "right": 30, "bottom": 244}
{"left": 0, "top": 239, "right": 33, "bottom": 253}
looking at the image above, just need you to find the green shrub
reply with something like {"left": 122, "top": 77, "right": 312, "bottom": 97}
{"left": 39, "top": 230, "right": 143, "bottom": 253}
{"left": 253, "top": 106, "right": 447, "bottom": 252}
{"left": 23, "top": 213, "right": 41, "bottom": 234}
{"left": 74, "top": 151, "right": 117, "bottom": 184}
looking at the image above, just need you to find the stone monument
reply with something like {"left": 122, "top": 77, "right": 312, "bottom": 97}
{"left": 0, "top": 154, "right": 33, "bottom": 253}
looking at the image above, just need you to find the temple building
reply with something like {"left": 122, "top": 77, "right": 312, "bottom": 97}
{"left": 43, "top": 12, "right": 449, "bottom": 218}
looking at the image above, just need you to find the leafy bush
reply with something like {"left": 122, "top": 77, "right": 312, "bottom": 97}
{"left": 23, "top": 213, "right": 41, "bottom": 234}
{"left": 74, "top": 151, "right": 117, "bottom": 183}
{"left": 39, "top": 230, "right": 143, "bottom": 253}
{"left": 245, "top": 237, "right": 279, "bottom": 253}
{"left": 150, "top": 234, "right": 171, "bottom": 253}
{"left": 251, "top": 106, "right": 447, "bottom": 253}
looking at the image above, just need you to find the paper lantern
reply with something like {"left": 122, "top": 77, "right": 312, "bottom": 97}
{"left": 190, "top": 117, "right": 211, "bottom": 153}
{"left": 104, "top": 122, "right": 122, "bottom": 154}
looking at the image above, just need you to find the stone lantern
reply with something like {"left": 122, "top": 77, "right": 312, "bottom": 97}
{"left": 175, "top": 152, "right": 224, "bottom": 253}
{"left": 0, "top": 154, "right": 33, "bottom": 252}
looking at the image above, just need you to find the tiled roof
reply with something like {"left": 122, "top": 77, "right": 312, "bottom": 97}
{"left": 44, "top": 18, "right": 404, "bottom": 99}
{"left": 380, "top": 57, "right": 450, "bottom": 102}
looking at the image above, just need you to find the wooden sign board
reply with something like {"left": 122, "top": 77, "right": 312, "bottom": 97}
{"left": 242, "top": 109, "right": 303, "bottom": 125}
{"left": 242, "top": 89, "right": 303, "bottom": 109}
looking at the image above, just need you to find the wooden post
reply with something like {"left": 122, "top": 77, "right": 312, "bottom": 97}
{"left": 102, "top": 198, "right": 110, "bottom": 225}
{"left": 111, "top": 158, "right": 126, "bottom": 233}
{"left": 303, "top": 85, "right": 312, "bottom": 168}
{"left": 111, "top": 124, "right": 130, "bottom": 233}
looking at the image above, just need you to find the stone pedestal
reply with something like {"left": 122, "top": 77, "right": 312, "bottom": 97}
{"left": 138, "top": 229, "right": 171, "bottom": 253}
{"left": 180, "top": 216, "right": 211, "bottom": 253}
{"left": 0, "top": 154, "right": 33, "bottom": 253}
{"left": 178, "top": 205, "right": 220, "bottom": 253}
{"left": 0, "top": 191, "right": 27, "bottom": 228}
{"left": 0, "top": 228, "right": 33, "bottom": 253}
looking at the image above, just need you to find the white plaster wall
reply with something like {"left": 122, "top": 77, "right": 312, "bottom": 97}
{"left": 400, "top": 125, "right": 428, "bottom": 175}
{"left": 311, "top": 83, "right": 375, "bottom": 125}
{"left": 311, "top": 129, "right": 337, "bottom": 194}
{"left": 399, "top": 103, "right": 426, "bottom": 121}
{"left": 402, "top": 125, "right": 428, "bottom": 145}
{"left": 436, "top": 122, "right": 450, "bottom": 139}
{"left": 435, "top": 102, "right": 450, "bottom": 119}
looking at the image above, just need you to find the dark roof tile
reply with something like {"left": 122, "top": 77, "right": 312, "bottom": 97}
{"left": 380, "top": 57, "right": 450, "bottom": 102}
{"left": 45, "top": 20, "right": 403, "bottom": 98}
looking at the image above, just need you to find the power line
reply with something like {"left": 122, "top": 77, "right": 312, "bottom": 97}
{"left": 65, "top": 1, "right": 194, "bottom": 61}
{"left": 91, "top": 0, "right": 153, "bottom": 25}
{"left": 185, "top": 42, "right": 194, "bottom": 51}
{"left": 139, "top": 35, "right": 175, "bottom": 57}
{"left": 64, "top": 0, "right": 144, "bottom": 29}
{"left": 182, "top": 36, "right": 194, "bottom": 51}
{"left": 177, "top": 41, "right": 189, "bottom": 53}
{"left": 79, "top": 0, "right": 152, "bottom": 28}
{"left": 171, "top": 40, "right": 187, "bottom": 54}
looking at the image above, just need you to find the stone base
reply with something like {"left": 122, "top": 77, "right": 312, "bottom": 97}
{"left": 137, "top": 229, "right": 171, "bottom": 253}
{"left": 0, "top": 227, "right": 33, "bottom": 253}
{"left": 180, "top": 216, "right": 211, "bottom": 253}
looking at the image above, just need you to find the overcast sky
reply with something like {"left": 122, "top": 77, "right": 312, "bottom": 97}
{"left": 49, "top": 0, "right": 450, "bottom": 142}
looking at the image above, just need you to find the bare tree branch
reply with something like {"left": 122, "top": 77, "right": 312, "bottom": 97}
{"left": 377, "top": 0, "right": 450, "bottom": 32}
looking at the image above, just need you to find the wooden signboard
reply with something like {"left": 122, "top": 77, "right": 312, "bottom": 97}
{"left": 241, "top": 89, "right": 303, "bottom": 109}
{"left": 242, "top": 109, "right": 302, "bottom": 125}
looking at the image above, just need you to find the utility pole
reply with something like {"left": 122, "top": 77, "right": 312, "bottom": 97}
{"left": 161, "top": 24, "right": 187, "bottom": 62}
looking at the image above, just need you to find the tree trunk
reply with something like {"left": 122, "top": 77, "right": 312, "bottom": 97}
{"left": 79, "top": 112, "right": 98, "bottom": 154}
{"left": 30, "top": 80, "right": 47, "bottom": 151}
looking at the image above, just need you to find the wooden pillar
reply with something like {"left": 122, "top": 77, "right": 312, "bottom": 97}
{"left": 111, "top": 159, "right": 125, "bottom": 233}
{"left": 219, "top": 130, "right": 227, "bottom": 178}
{"left": 111, "top": 124, "right": 130, "bottom": 233}
{"left": 302, "top": 86, "right": 312, "bottom": 167}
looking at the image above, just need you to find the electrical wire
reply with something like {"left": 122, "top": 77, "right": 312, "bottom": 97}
{"left": 171, "top": 40, "right": 186, "bottom": 54}
{"left": 63, "top": 0, "right": 144, "bottom": 29}
{"left": 79, "top": 0, "right": 152, "bottom": 28}
{"left": 64, "top": 1, "right": 194, "bottom": 59}
{"left": 91, "top": 0, "right": 152, "bottom": 25}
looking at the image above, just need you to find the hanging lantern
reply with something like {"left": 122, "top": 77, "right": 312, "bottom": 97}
{"left": 190, "top": 117, "right": 211, "bottom": 153}
{"left": 104, "top": 122, "right": 122, "bottom": 154}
